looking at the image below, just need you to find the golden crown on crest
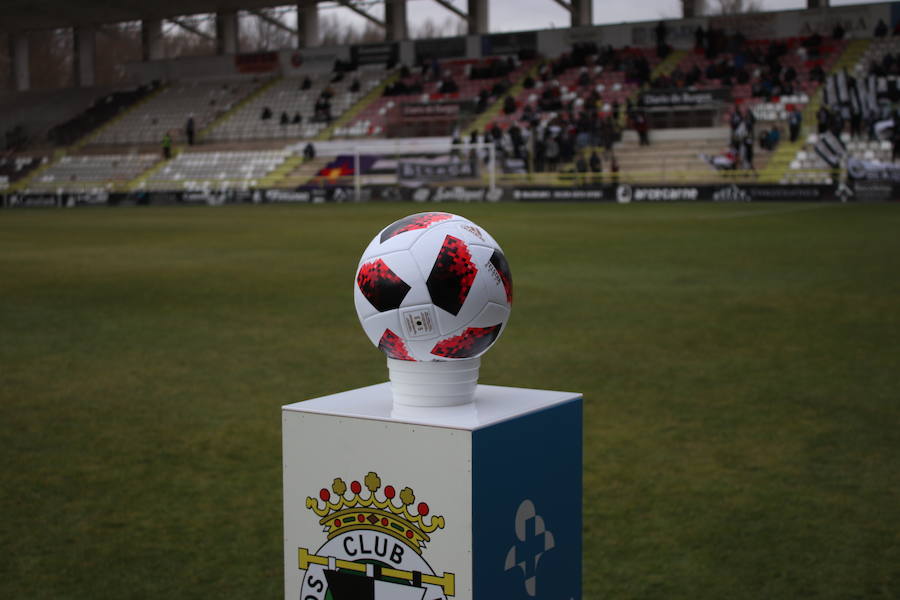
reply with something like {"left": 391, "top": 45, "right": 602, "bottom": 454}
{"left": 306, "top": 471, "right": 446, "bottom": 554}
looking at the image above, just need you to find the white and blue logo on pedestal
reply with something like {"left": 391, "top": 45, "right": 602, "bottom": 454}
{"left": 473, "top": 400, "right": 582, "bottom": 599}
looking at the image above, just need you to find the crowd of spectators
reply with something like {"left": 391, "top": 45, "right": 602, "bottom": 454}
{"left": 650, "top": 30, "right": 827, "bottom": 101}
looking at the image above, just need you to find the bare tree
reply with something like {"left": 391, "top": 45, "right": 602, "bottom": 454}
{"left": 29, "top": 29, "right": 73, "bottom": 89}
{"left": 703, "top": 0, "right": 762, "bottom": 14}
{"left": 162, "top": 16, "right": 215, "bottom": 58}
{"left": 240, "top": 8, "right": 296, "bottom": 52}
{"left": 95, "top": 23, "right": 142, "bottom": 86}
{"left": 411, "top": 17, "right": 467, "bottom": 40}
{"left": 318, "top": 14, "right": 383, "bottom": 47}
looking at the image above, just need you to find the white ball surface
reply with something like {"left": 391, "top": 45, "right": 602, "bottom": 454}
{"left": 354, "top": 212, "right": 513, "bottom": 362}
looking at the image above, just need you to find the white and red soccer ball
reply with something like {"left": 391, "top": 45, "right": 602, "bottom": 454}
{"left": 354, "top": 212, "right": 513, "bottom": 362}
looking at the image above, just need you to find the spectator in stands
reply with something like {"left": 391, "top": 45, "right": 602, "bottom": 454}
{"left": 695, "top": 26, "right": 706, "bottom": 52}
{"left": 491, "top": 78, "right": 510, "bottom": 97}
{"left": 875, "top": 19, "right": 888, "bottom": 38}
{"left": 280, "top": 111, "right": 290, "bottom": 126}
{"left": 162, "top": 132, "right": 172, "bottom": 160}
{"left": 810, "top": 64, "right": 826, "bottom": 84}
{"left": 314, "top": 94, "right": 332, "bottom": 122}
{"left": 892, "top": 126, "right": 900, "bottom": 161}
{"left": 301, "top": 76, "right": 311, "bottom": 90}
{"left": 292, "top": 112, "right": 302, "bottom": 124}
{"left": 743, "top": 108, "right": 756, "bottom": 136}
{"left": 503, "top": 95, "right": 517, "bottom": 116}
{"left": 261, "top": 106, "right": 273, "bottom": 120}
{"left": 850, "top": 107, "right": 862, "bottom": 139}
{"left": 509, "top": 124, "right": 525, "bottom": 159}
{"left": 476, "top": 89, "right": 490, "bottom": 113}
{"left": 545, "top": 133, "right": 560, "bottom": 171}
{"left": 701, "top": 148, "right": 737, "bottom": 170}
{"left": 610, "top": 154, "right": 620, "bottom": 185}
{"left": 789, "top": 107, "right": 802, "bottom": 142}
{"left": 589, "top": 149, "right": 602, "bottom": 174}
{"left": 803, "top": 32, "right": 823, "bottom": 56}
{"left": 575, "top": 152, "right": 589, "bottom": 183}
{"left": 185, "top": 116, "right": 195, "bottom": 146}
{"left": 742, "top": 133, "right": 755, "bottom": 170}
{"left": 817, "top": 105, "right": 830, "bottom": 134}
{"left": 578, "top": 67, "right": 591, "bottom": 87}
{"left": 784, "top": 65, "right": 797, "bottom": 83}
{"left": 832, "top": 23, "right": 846, "bottom": 40}
{"left": 303, "top": 142, "right": 316, "bottom": 161}
{"left": 438, "top": 77, "right": 459, "bottom": 94}
{"left": 350, "top": 78, "right": 361, "bottom": 93}
{"left": 830, "top": 108, "right": 845, "bottom": 137}
{"left": 633, "top": 112, "right": 648, "bottom": 146}
{"left": 760, "top": 125, "right": 780, "bottom": 151}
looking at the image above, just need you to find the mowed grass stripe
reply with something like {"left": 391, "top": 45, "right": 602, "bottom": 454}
{"left": 1, "top": 203, "right": 898, "bottom": 599}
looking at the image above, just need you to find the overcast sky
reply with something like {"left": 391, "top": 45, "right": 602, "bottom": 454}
{"left": 318, "top": 0, "right": 882, "bottom": 36}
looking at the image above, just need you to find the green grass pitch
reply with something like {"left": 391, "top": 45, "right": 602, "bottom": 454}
{"left": 1, "top": 202, "right": 898, "bottom": 599}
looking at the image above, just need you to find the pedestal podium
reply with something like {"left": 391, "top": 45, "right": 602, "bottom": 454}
{"left": 283, "top": 383, "right": 582, "bottom": 600}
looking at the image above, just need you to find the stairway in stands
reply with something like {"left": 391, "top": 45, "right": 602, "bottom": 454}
{"left": 198, "top": 77, "right": 283, "bottom": 141}
{"left": 266, "top": 155, "right": 330, "bottom": 188}
{"left": 466, "top": 61, "right": 542, "bottom": 136}
{"left": 623, "top": 49, "right": 687, "bottom": 126}
{"left": 316, "top": 72, "right": 399, "bottom": 141}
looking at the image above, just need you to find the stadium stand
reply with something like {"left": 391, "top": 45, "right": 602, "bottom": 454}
{"left": 21, "top": 153, "right": 160, "bottom": 193}
{"left": 89, "top": 80, "right": 264, "bottom": 145}
{"left": 5, "top": 3, "right": 900, "bottom": 199}
{"left": 47, "top": 84, "right": 158, "bottom": 147}
{"left": 204, "top": 70, "right": 383, "bottom": 142}
{"left": 482, "top": 45, "right": 657, "bottom": 133}
{"left": 1, "top": 87, "right": 115, "bottom": 150}
{"left": 0, "top": 156, "right": 43, "bottom": 190}
{"left": 141, "top": 148, "right": 291, "bottom": 190}
{"left": 337, "top": 56, "right": 535, "bottom": 138}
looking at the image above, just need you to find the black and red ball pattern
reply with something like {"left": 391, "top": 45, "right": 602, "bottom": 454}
{"left": 426, "top": 235, "right": 477, "bottom": 316}
{"left": 380, "top": 212, "right": 453, "bottom": 243}
{"left": 378, "top": 329, "right": 413, "bottom": 361}
{"left": 489, "top": 249, "right": 513, "bottom": 304}
{"left": 357, "top": 259, "right": 410, "bottom": 312}
{"left": 431, "top": 324, "right": 502, "bottom": 359}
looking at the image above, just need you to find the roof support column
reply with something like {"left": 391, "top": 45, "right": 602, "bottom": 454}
{"left": 386, "top": 0, "right": 408, "bottom": 42}
{"left": 467, "top": 0, "right": 488, "bottom": 34}
{"left": 297, "top": 0, "right": 319, "bottom": 48}
{"left": 681, "top": 0, "right": 700, "bottom": 18}
{"left": 216, "top": 11, "right": 239, "bottom": 55}
{"left": 571, "top": 0, "right": 592, "bottom": 27}
{"left": 141, "top": 19, "right": 164, "bottom": 61}
{"left": 10, "top": 32, "right": 29, "bottom": 92}
{"left": 73, "top": 26, "right": 96, "bottom": 87}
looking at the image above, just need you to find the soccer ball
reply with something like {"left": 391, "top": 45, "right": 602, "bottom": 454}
{"left": 354, "top": 212, "right": 513, "bottom": 362}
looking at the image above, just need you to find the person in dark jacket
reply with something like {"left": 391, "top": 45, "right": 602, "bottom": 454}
{"left": 185, "top": 116, "right": 195, "bottom": 145}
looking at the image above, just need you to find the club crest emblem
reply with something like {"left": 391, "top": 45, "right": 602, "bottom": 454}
{"left": 298, "top": 472, "right": 455, "bottom": 599}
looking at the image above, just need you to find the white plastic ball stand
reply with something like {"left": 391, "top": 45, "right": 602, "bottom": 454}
{"left": 283, "top": 378, "right": 583, "bottom": 600}
{"left": 387, "top": 357, "right": 481, "bottom": 407}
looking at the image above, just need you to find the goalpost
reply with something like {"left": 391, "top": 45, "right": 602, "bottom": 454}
{"left": 316, "top": 139, "right": 497, "bottom": 202}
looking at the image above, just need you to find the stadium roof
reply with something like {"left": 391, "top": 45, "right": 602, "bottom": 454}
{"left": 1, "top": 0, "right": 289, "bottom": 33}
